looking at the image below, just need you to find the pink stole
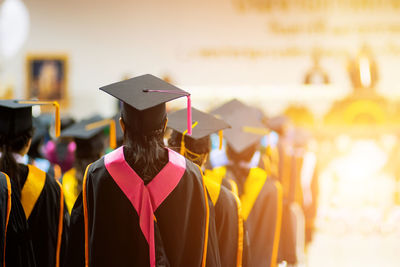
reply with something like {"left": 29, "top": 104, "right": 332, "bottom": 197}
{"left": 104, "top": 147, "right": 186, "bottom": 267}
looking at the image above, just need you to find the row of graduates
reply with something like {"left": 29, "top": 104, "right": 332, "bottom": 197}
{"left": 0, "top": 74, "right": 318, "bottom": 266}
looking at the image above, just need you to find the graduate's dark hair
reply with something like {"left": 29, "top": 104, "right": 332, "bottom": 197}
{"left": 0, "top": 128, "right": 33, "bottom": 193}
{"left": 121, "top": 103, "right": 168, "bottom": 184}
{"left": 27, "top": 137, "right": 43, "bottom": 159}
{"left": 168, "top": 130, "right": 210, "bottom": 166}
{"left": 74, "top": 133, "right": 105, "bottom": 193}
{"left": 226, "top": 143, "right": 257, "bottom": 164}
{"left": 226, "top": 143, "right": 258, "bottom": 194}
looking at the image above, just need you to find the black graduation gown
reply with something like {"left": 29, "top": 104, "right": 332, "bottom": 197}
{"left": 4, "top": 172, "right": 36, "bottom": 267}
{"left": 225, "top": 166, "right": 283, "bottom": 267}
{"left": 204, "top": 177, "right": 244, "bottom": 267}
{"left": 65, "top": 151, "right": 221, "bottom": 267}
{"left": 204, "top": 167, "right": 251, "bottom": 267}
{"left": 18, "top": 164, "right": 69, "bottom": 267}
{"left": 277, "top": 141, "right": 302, "bottom": 265}
{"left": 0, "top": 172, "right": 10, "bottom": 267}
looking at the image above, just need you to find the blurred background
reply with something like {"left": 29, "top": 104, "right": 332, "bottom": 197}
{"left": 2, "top": 0, "right": 400, "bottom": 266}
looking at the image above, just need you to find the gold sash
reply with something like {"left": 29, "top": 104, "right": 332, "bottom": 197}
{"left": 240, "top": 167, "right": 267, "bottom": 221}
{"left": 21, "top": 165, "right": 46, "bottom": 219}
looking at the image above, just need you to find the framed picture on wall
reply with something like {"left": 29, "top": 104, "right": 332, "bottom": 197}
{"left": 26, "top": 54, "right": 68, "bottom": 106}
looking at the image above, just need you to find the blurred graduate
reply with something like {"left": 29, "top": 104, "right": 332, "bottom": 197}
{"left": 24, "top": 115, "right": 62, "bottom": 180}
{"left": 0, "top": 100, "right": 68, "bottom": 267}
{"left": 167, "top": 107, "right": 247, "bottom": 267}
{"left": 61, "top": 116, "right": 116, "bottom": 214}
{"left": 210, "top": 99, "right": 283, "bottom": 267}
{"left": 66, "top": 74, "right": 221, "bottom": 267}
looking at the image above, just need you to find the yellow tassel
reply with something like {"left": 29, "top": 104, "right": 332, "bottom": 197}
{"left": 109, "top": 120, "right": 116, "bottom": 149}
{"left": 180, "top": 136, "right": 186, "bottom": 155}
{"left": 18, "top": 100, "right": 61, "bottom": 137}
{"left": 242, "top": 126, "right": 269, "bottom": 136}
{"left": 54, "top": 102, "right": 60, "bottom": 137}
{"left": 85, "top": 119, "right": 117, "bottom": 149}
{"left": 218, "top": 130, "right": 223, "bottom": 150}
{"left": 179, "top": 121, "right": 198, "bottom": 156}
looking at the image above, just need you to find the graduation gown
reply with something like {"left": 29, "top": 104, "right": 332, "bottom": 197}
{"left": 65, "top": 146, "right": 221, "bottom": 267}
{"left": 203, "top": 174, "right": 244, "bottom": 267}
{"left": 0, "top": 172, "right": 11, "bottom": 267}
{"left": 18, "top": 164, "right": 68, "bottom": 267}
{"left": 3, "top": 171, "right": 36, "bottom": 267}
{"left": 277, "top": 142, "right": 305, "bottom": 264}
{"left": 225, "top": 166, "right": 283, "bottom": 267}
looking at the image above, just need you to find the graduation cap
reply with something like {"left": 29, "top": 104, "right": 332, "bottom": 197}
{"left": 266, "top": 116, "right": 290, "bottom": 135}
{"left": 61, "top": 115, "right": 117, "bottom": 149}
{"left": 167, "top": 107, "right": 230, "bottom": 155}
{"left": 100, "top": 74, "right": 193, "bottom": 135}
{"left": 212, "top": 100, "right": 269, "bottom": 154}
{"left": 0, "top": 99, "right": 60, "bottom": 137}
{"left": 211, "top": 98, "right": 248, "bottom": 118}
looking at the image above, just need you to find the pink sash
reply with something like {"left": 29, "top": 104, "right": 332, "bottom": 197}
{"left": 104, "top": 147, "right": 186, "bottom": 267}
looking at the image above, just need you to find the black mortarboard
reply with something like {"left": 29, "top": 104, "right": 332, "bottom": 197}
{"left": 61, "top": 116, "right": 103, "bottom": 139}
{"left": 168, "top": 108, "right": 230, "bottom": 140}
{"left": 211, "top": 99, "right": 248, "bottom": 118}
{"left": 0, "top": 99, "right": 60, "bottom": 137}
{"left": 61, "top": 115, "right": 117, "bottom": 149}
{"left": 212, "top": 100, "right": 269, "bottom": 154}
{"left": 100, "top": 74, "right": 193, "bottom": 135}
{"left": 168, "top": 107, "right": 230, "bottom": 158}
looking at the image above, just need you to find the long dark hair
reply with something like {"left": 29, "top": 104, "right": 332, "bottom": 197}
{"left": 168, "top": 130, "right": 210, "bottom": 166}
{"left": 121, "top": 104, "right": 168, "bottom": 184}
{"left": 0, "top": 129, "right": 33, "bottom": 193}
{"left": 74, "top": 132, "right": 105, "bottom": 193}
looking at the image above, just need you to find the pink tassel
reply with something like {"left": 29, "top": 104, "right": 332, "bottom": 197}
{"left": 187, "top": 95, "right": 192, "bottom": 136}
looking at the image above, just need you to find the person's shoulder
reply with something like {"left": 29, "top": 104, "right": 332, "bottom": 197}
{"left": 218, "top": 185, "right": 239, "bottom": 210}
{"left": 259, "top": 177, "right": 282, "bottom": 203}
{"left": 86, "top": 156, "right": 107, "bottom": 181}
{"left": 183, "top": 158, "right": 203, "bottom": 180}
{"left": 0, "top": 171, "right": 9, "bottom": 190}
{"left": 88, "top": 156, "right": 106, "bottom": 172}
{"left": 0, "top": 171, "right": 7, "bottom": 181}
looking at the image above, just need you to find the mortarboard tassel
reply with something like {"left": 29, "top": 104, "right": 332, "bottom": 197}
{"left": 17, "top": 100, "right": 61, "bottom": 137}
{"left": 218, "top": 130, "right": 223, "bottom": 150}
{"left": 242, "top": 126, "right": 270, "bottom": 136}
{"left": 180, "top": 121, "right": 198, "bottom": 156}
{"left": 86, "top": 119, "right": 117, "bottom": 149}
{"left": 143, "top": 89, "right": 192, "bottom": 135}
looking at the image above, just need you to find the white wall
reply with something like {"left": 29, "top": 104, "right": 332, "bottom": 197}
{"left": 2, "top": 0, "right": 400, "bottom": 119}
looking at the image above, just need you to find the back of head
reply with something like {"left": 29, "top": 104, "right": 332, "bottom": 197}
{"left": 121, "top": 102, "right": 168, "bottom": 183}
{"left": 0, "top": 129, "right": 33, "bottom": 192}
{"left": 168, "top": 130, "right": 210, "bottom": 167}
{"left": 74, "top": 132, "right": 105, "bottom": 192}
{"left": 226, "top": 143, "right": 257, "bottom": 164}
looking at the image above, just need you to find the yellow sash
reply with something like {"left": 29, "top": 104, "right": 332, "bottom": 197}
{"left": 62, "top": 168, "right": 79, "bottom": 214}
{"left": 204, "top": 166, "right": 226, "bottom": 186}
{"left": 270, "top": 180, "right": 283, "bottom": 267}
{"left": 205, "top": 169, "right": 244, "bottom": 267}
{"left": 240, "top": 167, "right": 267, "bottom": 221}
{"left": 21, "top": 165, "right": 46, "bottom": 219}
{"left": 204, "top": 177, "right": 221, "bottom": 206}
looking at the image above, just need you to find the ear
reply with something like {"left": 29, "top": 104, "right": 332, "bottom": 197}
{"left": 119, "top": 117, "right": 125, "bottom": 134}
